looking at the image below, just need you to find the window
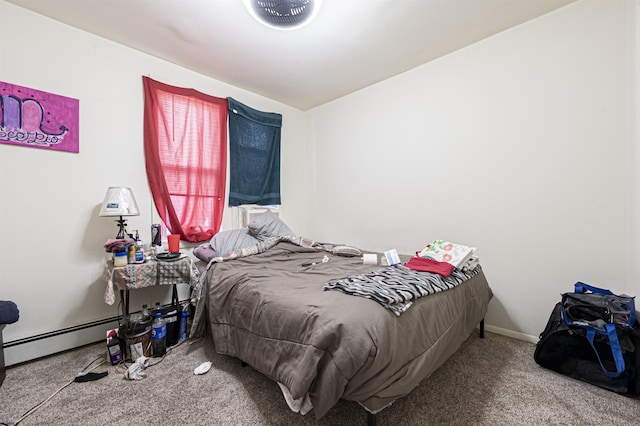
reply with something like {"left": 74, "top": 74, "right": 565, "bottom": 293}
{"left": 143, "top": 76, "right": 228, "bottom": 242}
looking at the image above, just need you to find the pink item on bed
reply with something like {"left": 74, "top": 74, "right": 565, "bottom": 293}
{"left": 404, "top": 256, "right": 454, "bottom": 277}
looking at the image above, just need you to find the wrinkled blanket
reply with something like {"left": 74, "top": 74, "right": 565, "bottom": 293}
{"left": 191, "top": 239, "right": 493, "bottom": 419}
{"left": 191, "top": 235, "right": 340, "bottom": 307}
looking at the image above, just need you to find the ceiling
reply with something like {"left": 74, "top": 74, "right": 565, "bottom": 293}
{"left": 6, "top": 0, "right": 576, "bottom": 110}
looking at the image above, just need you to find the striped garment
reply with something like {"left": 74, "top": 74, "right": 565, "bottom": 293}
{"left": 324, "top": 265, "right": 481, "bottom": 316}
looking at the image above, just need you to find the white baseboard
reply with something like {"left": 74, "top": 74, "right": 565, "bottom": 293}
{"left": 4, "top": 297, "right": 191, "bottom": 367}
{"left": 484, "top": 324, "right": 539, "bottom": 344}
{"left": 3, "top": 319, "right": 119, "bottom": 367}
{"left": 4, "top": 320, "right": 539, "bottom": 367}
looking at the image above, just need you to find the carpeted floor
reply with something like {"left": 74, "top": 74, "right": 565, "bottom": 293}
{"left": 0, "top": 332, "right": 638, "bottom": 425}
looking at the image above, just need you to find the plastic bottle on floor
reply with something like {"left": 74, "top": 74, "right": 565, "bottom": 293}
{"left": 151, "top": 312, "right": 166, "bottom": 356}
{"left": 179, "top": 308, "right": 188, "bottom": 341}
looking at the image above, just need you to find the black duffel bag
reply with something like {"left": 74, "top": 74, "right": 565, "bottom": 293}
{"left": 534, "top": 282, "right": 640, "bottom": 395}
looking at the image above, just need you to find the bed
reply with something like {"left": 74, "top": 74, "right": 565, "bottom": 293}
{"left": 190, "top": 216, "right": 493, "bottom": 424}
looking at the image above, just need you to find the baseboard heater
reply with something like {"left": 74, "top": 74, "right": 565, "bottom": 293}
{"left": 3, "top": 316, "right": 120, "bottom": 367}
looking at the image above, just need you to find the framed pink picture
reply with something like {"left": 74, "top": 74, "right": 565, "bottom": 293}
{"left": 0, "top": 81, "right": 79, "bottom": 153}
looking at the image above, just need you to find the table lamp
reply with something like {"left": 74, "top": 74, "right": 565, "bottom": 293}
{"left": 99, "top": 187, "right": 140, "bottom": 239}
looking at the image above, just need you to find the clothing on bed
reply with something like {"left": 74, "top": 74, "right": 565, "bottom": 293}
{"left": 324, "top": 264, "right": 480, "bottom": 315}
{"left": 193, "top": 242, "right": 217, "bottom": 263}
{"left": 404, "top": 256, "right": 454, "bottom": 276}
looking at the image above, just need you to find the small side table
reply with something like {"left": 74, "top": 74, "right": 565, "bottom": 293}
{"left": 104, "top": 256, "right": 200, "bottom": 315}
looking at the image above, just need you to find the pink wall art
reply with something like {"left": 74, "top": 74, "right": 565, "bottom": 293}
{"left": 0, "top": 81, "right": 79, "bottom": 153}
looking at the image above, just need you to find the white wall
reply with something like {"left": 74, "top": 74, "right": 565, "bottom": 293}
{"left": 1, "top": 0, "right": 637, "bottom": 364}
{"left": 307, "top": 0, "right": 637, "bottom": 340}
{"left": 0, "top": 1, "right": 309, "bottom": 364}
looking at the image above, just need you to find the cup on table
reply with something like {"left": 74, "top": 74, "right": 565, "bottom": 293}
{"left": 167, "top": 234, "right": 180, "bottom": 253}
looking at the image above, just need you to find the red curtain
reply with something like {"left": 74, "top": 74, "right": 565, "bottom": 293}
{"left": 143, "top": 76, "right": 228, "bottom": 242}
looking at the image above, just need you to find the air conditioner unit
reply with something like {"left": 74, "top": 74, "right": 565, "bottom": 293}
{"left": 233, "top": 205, "right": 280, "bottom": 228}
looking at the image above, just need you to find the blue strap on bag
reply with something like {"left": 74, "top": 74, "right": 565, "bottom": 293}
{"left": 561, "top": 282, "right": 636, "bottom": 378}
{"left": 574, "top": 282, "right": 612, "bottom": 296}
{"left": 584, "top": 324, "right": 626, "bottom": 378}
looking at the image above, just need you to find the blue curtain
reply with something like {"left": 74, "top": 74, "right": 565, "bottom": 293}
{"left": 227, "top": 97, "right": 282, "bottom": 206}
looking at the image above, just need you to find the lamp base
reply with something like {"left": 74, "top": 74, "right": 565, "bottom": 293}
{"left": 115, "top": 216, "right": 129, "bottom": 239}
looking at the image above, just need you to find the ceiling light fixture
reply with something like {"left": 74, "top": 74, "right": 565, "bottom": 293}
{"left": 243, "top": 0, "right": 322, "bottom": 30}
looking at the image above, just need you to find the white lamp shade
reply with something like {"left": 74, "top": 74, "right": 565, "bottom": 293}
{"left": 99, "top": 187, "right": 140, "bottom": 217}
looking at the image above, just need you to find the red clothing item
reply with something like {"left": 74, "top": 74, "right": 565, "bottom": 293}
{"left": 405, "top": 256, "right": 454, "bottom": 277}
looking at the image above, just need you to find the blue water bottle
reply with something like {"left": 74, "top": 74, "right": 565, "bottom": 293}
{"left": 152, "top": 312, "right": 167, "bottom": 356}
{"left": 179, "top": 309, "right": 188, "bottom": 341}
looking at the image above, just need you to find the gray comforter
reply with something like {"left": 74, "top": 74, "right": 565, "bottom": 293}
{"left": 191, "top": 239, "right": 493, "bottom": 419}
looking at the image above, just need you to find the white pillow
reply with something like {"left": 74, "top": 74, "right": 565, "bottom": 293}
{"left": 209, "top": 228, "right": 260, "bottom": 257}
{"left": 247, "top": 210, "right": 295, "bottom": 241}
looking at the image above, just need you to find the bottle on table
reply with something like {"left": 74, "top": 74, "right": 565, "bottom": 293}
{"left": 135, "top": 230, "right": 145, "bottom": 263}
{"left": 151, "top": 312, "right": 166, "bottom": 356}
{"left": 127, "top": 244, "right": 136, "bottom": 264}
